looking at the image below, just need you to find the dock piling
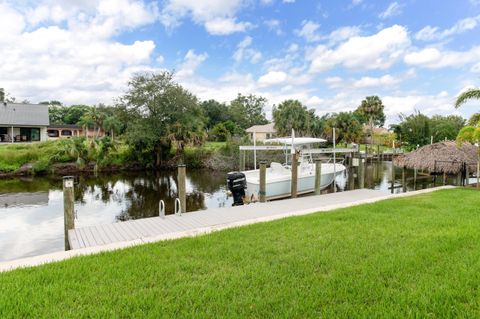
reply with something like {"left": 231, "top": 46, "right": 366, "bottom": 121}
{"left": 259, "top": 161, "right": 267, "bottom": 203}
{"left": 391, "top": 148, "right": 396, "bottom": 194}
{"left": 63, "top": 176, "right": 75, "bottom": 251}
{"left": 358, "top": 155, "right": 365, "bottom": 189}
{"left": 159, "top": 200, "right": 165, "bottom": 218}
{"left": 314, "top": 159, "right": 322, "bottom": 195}
{"left": 291, "top": 151, "right": 298, "bottom": 198}
{"left": 178, "top": 164, "right": 186, "bottom": 214}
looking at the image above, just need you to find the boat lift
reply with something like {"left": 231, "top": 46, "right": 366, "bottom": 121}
{"left": 239, "top": 129, "right": 358, "bottom": 170}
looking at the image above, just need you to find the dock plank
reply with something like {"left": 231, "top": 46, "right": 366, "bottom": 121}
{"left": 69, "top": 189, "right": 389, "bottom": 250}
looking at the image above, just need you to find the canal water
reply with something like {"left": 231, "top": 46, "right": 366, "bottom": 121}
{"left": 0, "top": 163, "right": 450, "bottom": 262}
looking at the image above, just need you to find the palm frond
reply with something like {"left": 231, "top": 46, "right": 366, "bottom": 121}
{"left": 455, "top": 88, "right": 480, "bottom": 108}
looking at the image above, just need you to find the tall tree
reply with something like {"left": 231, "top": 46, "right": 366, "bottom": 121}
{"left": 323, "top": 112, "right": 363, "bottom": 144}
{"left": 467, "top": 113, "right": 480, "bottom": 127}
{"left": 272, "top": 99, "right": 316, "bottom": 136}
{"left": 430, "top": 115, "right": 465, "bottom": 142}
{"left": 229, "top": 94, "right": 268, "bottom": 130}
{"left": 356, "top": 96, "right": 386, "bottom": 152}
{"left": 455, "top": 88, "right": 480, "bottom": 108}
{"left": 121, "top": 71, "right": 205, "bottom": 166}
{"left": 201, "top": 100, "right": 230, "bottom": 129}
{"left": 397, "top": 111, "right": 431, "bottom": 150}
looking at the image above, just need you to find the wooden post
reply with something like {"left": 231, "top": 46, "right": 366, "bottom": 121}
{"left": 402, "top": 167, "right": 406, "bottom": 192}
{"left": 377, "top": 144, "right": 380, "bottom": 160}
{"left": 178, "top": 164, "right": 186, "bottom": 214}
{"left": 240, "top": 150, "right": 245, "bottom": 171}
{"left": 443, "top": 171, "right": 447, "bottom": 186}
{"left": 314, "top": 159, "right": 322, "bottom": 195}
{"left": 477, "top": 155, "right": 480, "bottom": 189}
{"left": 359, "top": 155, "right": 365, "bottom": 189}
{"left": 465, "top": 163, "right": 470, "bottom": 186}
{"left": 413, "top": 167, "right": 417, "bottom": 191}
{"left": 291, "top": 151, "right": 298, "bottom": 198}
{"left": 391, "top": 149, "right": 396, "bottom": 194}
{"left": 259, "top": 161, "right": 267, "bottom": 203}
{"left": 63, "top": 176, "right": 75, "bottom": 251}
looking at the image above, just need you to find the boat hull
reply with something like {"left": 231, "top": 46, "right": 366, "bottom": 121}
{"left": 243, "top": 163, "right": 346, "bottom": 200}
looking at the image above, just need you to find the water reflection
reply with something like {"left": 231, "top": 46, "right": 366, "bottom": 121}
{"left": 0, "top": 163, "right": 459, "bottom": 262}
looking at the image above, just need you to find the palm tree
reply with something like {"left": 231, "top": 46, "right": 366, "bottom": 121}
{"left": 455, "top": 88, "right": 480, "bottom": 109}
{"left": 357, "top": 96, "right": 385, "bottom": 154}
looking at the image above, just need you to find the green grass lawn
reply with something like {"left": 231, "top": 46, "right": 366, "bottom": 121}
{"left": 2, "top": 189, "right": 480, "bottom": 318}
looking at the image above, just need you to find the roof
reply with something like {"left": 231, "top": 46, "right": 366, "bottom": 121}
{"left": 0, "top": 102, "right": 49, "bottom": 126}
{"left": 48, "top": 124, "right": 81, "bottom": 129}
{"left": 363, "top": 125, "right": 389, "bottom": 134}
{"left": 246, "top": 123, "right": 276, "bottom": 133}
{"left": 394, "top": 141, "right": 478, "bottom": 174}
{"left": 265, "top": 137, "right": 327, "bottom": 145}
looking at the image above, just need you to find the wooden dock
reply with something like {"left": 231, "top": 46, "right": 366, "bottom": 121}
{"left": 68, "top": 189, "right": 388, "bottom": 250}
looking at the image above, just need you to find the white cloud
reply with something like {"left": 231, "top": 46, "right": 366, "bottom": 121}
{"left": 0, "top": 3, "right": 26, "bottom": 39}
{"left": 404, "top": 46, "right": 480, "bottom": 68}
{"left": 160, "top": 0, "right": 251, "bottom": 35}
{"left": 258, "top": 71, "right": 288, "bottom": 87}
{"left": 351, "top": 0, "right": 363, "bottom": 5}
{"left": 472, "top": 62, "right": 480, "bottom": 73}
{"left": 415, "top": 15, "right": 480, "bottom": 41}
{"left": 295, "top": 20, "right": 322, "bottom": 42}
{"left": 353, "top": 74, "right": 401, "bottom": 88}
{"left": 264, "top": 19, "right": 282, "bottom": 35}
{"left": 176, "top": 50, "right": 208, "bottom": 78}
{"left": 308, "top": 25, "right": 410, "bottom": 73}
{"left": 325, "top": 77, "right": 344, "bottom": 89}
{"left": 379, "top": 2, "right": 404, "bottom": 19}
{"left": 283, "top": 0, "right": 295, "bottom": 3}
{"left": 0, "top": 1, "right": 158, "bottom": 104}
{"left": 204, "top": 17, "right": 252, "bottom": 35}
{"left": 328, "top": 26, "right": 361, "bottom": 44}
{"left": 233, "top": 36, "right": 262, "bottom": 64}
{"left": 307, "top": 96, "right": 325, "bottom": 107}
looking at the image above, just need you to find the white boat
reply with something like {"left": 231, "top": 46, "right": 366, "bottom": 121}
{"left": 242, "top": 135, "right": 347, "bottom": 200}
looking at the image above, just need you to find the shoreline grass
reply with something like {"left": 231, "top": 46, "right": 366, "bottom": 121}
{"left": 1, "top": 189, "right": 480, "bottom": 317}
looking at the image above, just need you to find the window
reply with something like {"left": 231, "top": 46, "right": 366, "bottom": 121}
{"left": 20, "top": 128, "right": 40, "bottom": 141}
{"left": 61, "top": 130, "right": 72, "bottom": 136}
{"left": 0, "top": 127, "right": 7, "bottom": 135}
{"left": 48, "top": 130, "right": 59, "bottom": 137}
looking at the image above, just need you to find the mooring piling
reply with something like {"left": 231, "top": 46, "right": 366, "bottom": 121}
{"left": 63, "top": 176, "right": 75, "bottom": 251}
{"left": 159, "top": 200, "right": 165, "bottom": 218}
{"left": 178, "top": 164, "right": 186, "bottom": 214}
{"left": 358, "top": 155, "right": 365, "bottom": 189}
{"left": 259, "top": 161, "right": 267, "bottom": 203}
{"left": 291, "top": 151, "right": 298, "bottom": 198}
{"left": 391, "top": 148, "right": 396, "bottom": 194}
{"left": 314, "top": 159, "right": 322, "bottom": 195}
{"left": 413, "top": 167, "right": 417, "bottom": 190}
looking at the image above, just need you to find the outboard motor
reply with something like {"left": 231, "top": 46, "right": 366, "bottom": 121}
{"left": 227, "top": 172, "right": 246, "bottom": 206}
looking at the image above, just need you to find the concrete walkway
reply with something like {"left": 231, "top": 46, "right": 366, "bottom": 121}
{"left": 0, "top": 186, "right": 454, "bottom": 272}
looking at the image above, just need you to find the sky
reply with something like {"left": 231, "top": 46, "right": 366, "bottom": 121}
{"left": 1, "top": 0, "right": 480, "bottom": 125}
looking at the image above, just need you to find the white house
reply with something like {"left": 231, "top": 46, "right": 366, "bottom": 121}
{"left": 0, "top": 101, "right": 49, "bottom": 142}
{"left": 246, "top": 123, "right": 277, "bottom": 142}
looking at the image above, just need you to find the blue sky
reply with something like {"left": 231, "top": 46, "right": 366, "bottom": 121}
{"left": 1, "top": 0, "right": 480, "bottom": 124}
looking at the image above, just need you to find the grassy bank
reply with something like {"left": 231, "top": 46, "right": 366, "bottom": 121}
{"left": 1, "top": 189, "right": 480, "bottom": 317}
{"left": 0, "top": 139, "right": 131, "bottom": 174}
{"left": 0, "top": 140, "right": 238, "bottom": 175}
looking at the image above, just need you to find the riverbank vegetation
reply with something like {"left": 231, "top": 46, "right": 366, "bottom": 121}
{"left": 1, "top": 188, "right": 480, "bottom": 317}
{"left": 1, "top": 77, "right": 477, "bottom": 175}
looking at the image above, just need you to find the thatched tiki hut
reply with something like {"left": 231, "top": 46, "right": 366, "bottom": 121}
{"left": 394, "top": 141, "right": 478, "bottom": 175}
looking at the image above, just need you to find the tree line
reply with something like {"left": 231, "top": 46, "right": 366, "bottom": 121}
{"left": 9, "top": 72, "right": 477, "bottom": 166}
